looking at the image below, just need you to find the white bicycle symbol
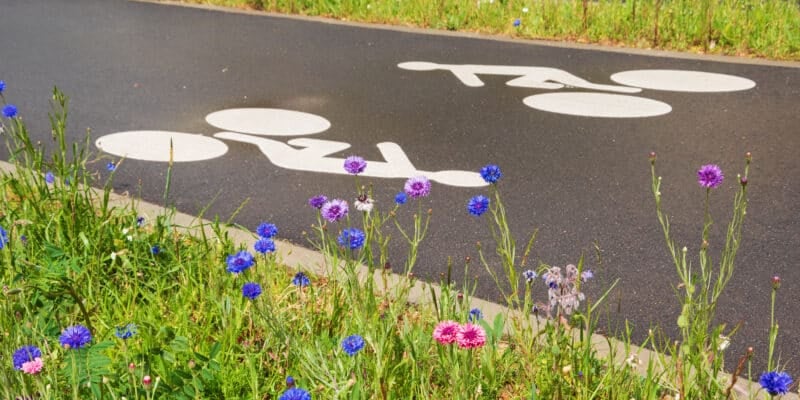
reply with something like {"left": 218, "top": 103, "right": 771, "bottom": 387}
{"left": 95, "top": 108, "right": 490, "bottom": 188}
{"left": 96, "top": 63, "right": 756, "bottom": 187}
{"left": 398, "top": 62, "right": 756, "bottom": 118}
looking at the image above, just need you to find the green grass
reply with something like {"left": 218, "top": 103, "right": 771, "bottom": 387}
{"left": 0, "top": 87, "right": 790, "bottom": 399}
{"left": 185, "top": 0, "right": 800, "bottom": 60}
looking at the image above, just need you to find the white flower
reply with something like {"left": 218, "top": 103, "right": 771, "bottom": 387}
{"left": 718, "top": 335, "right": 731, "bottom": 351}
{"left": 110, "top": 252, "right": 117, "bottom": 261}
{"left": 625, "top": 353, "right": 641, "bottom": 368}
{"left": 355, "top": 197, "right": 375, "bottom": 213}
{"left": 522, "top": 7, "right": 529, "bottom": 13}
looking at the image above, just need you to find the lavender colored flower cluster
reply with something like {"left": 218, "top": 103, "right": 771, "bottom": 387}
{"left": 539, "top": 264, "right": 592, "bottom": 317}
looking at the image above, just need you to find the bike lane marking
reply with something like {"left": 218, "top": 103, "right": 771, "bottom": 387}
{"left": 95, "top": 131, "right": 228, "bottom": 162}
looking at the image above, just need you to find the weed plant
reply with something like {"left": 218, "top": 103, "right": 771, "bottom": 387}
{"left": 188, "top": 0, "right": 800, "bottom": 60}
{"left": 0, "top": 85, "right": 795, "bottom": 398}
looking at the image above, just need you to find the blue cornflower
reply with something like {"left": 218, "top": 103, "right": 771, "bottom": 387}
{"left": 45, "top": 171, "right": 55, "bottom": 184}
{"left": 286, "top": 375, "right": 295, "bottom": 388}
{"left": 523, "top": 269, "right": 537, "bottom": 283}
{"left": 0, "top": 80, "right": 5, "bottom": 93}
{"left": 468, "top": 308, "right": 483, "bottom": 322}
{"left": 12, "top": 346, "right": 42, "bottom": 370}
{"left": 226, "top": 251, "right": 255, "bottom": 274}
{"left": 394, "top": 192, "right": 407, "bottom": 205}
{"left": 242, "top": 282, "right": 262, "bottom": 300}
{"left": 480, "top": 164, "right": 502, "bottom": 184}
{"left": 256, "top": 222, "right": 278, "bottom": 239}
{"left": 0, "top": 226, "right": 7, "bottom": 250}
{"left": 114, "top": 323, "right": 137, "bottom": 340}
{"left": 136, "top": 216, "right": 145, "bottom": 227}
{"left": 106, "top": 162, "right": 116, "bottom": 172}
{"left": 59, "top": 325, "right": 92, "bottom": 349}
{"left": 151, "top": 245, "right": 160, "bottom": 255}
{"left": 279, "top": 387, "right": 311, "bottom": 400}
{"left": 513, "top": 19, "right": 521, "bottom": 27}
{"left": 308, "top": 195, "right": 327, "bottom": 209}
{"left": 467, "top": 195, "right": 490, "bottom": 216}
{"left": 341, "top": 334, "right": 365, "bottom": 356}
{"left": 337, "top": 228, "right": 366, "bottom": 250}
{"left": 759, "top": 371, "right": 792, "bottom": 396}
{"left": 2, "top": 104, "right": 17, "bottom": 118}
{"left": 254, "top": 238, "right": 276, "bottom": 254}
{"left": 292, "top": 271, "right": 310, "bottom": 287}
{"left": 20, "top": 235, "right": 27, "bottom": 245}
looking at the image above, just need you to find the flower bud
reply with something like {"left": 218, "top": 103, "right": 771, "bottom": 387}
{"left": 649, "top": 151, "right": 657, "bottom": 164}
{"left": 128, "top": 362, "right": 135, "bottom": 371}
{"left": 772, "top": 276, "right": 781, "bottom": 290}
{"left": 188, "top": 359, "right": 196, "bottom": 369}
{"left": 745, "top": 152, "right": 752, "bottom": 162}
{"left": 740, "top": 176, "right": 747, "bottom": 186}
{"left": 384, "top": 261, "right": 392, "bottom": 270}
{"left": 286, "top": 376, "right": 295, "bottom": 388}
{"left": 143, "top": 375, "right": 152, "bottom": 387}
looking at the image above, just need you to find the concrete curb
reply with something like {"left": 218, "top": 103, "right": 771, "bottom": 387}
{"left": 137, "top": 0, "right": 800, "bottom": 68}
{"left": 1, "top": 159, "right": 791, "bottom": 399}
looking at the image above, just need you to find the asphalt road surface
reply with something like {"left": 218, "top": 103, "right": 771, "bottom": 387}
{"left": 2, "top": 0, "right": 799, "bottom": 375}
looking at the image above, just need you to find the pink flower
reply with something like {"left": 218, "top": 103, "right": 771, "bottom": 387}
{"left": 456, "top": 323, "right": 487, "bottom": 349}
{"left": 433, "top": 320, "right": 460, "bottom": 345}
{"left": 21, "top": 357, "right": 43, "bottom": 374}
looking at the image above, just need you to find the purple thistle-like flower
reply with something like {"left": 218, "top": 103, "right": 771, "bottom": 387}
{"left": 394, "top": 192, "right": 407, "bottom": 205}
{"left": 759, "top": 371, "right": 792, "bottom": 396}
{"left": 279, "top": 387, "right": 311, "bottom": 400}
{"left": 341, "top": 334, "right": 365, "bottom": 356}
{"left": 59, "top": 325, "right": 92, "bottom": 349}
{"left": 337, "top": 228, "right": 366, "bottom": 250}
{"left": 254, "top": 238, "right": 276, "bottom": 254}
{"left": 343, "top": 156, "right": 367, "bottom": 175}
{"left": 321, "top": 199, "right": 348, "bottom": 222}
{"left": 697, "top": 164, "right": 724, "bottom": 189}
{"left": 12, "top": 346, "right": 42, "bottom": 370}
{"left": 256, "top": 222, "right": 278, "bottom": 239}
{"left": 45, "top": 172, "right": 55, "bottom": 184}
{"left": 308, "top": 195, "right": 328, "bottom": 209}
{"left": 226, "top": 251, "right": 255, "bottom": 273}
{"left": 292, "top": 271, "right": 311, "bottom": 287}
{"left": 467, "top": 195, "right": 490, "bottom": 216}
{"left": 404, "top": 176, "right": 431, "bottom": 199}
{"left": 480, "top": 164, "right": 503, "bottom": 184}
{"left": 242, "top": 282, "right": 262, "bottom": 300}
{"left": 2, "top": 104, "right": 18, "bottom": 118}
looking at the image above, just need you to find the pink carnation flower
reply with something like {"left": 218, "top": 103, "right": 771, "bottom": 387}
{"left": 456, "top": 323, "right": 487, "bottom": 349}
{"left": 21, "top": 357, "right": 43, "bottom": 375}
{"left": 433, "top": 320, "right": 460, "bottom": 345}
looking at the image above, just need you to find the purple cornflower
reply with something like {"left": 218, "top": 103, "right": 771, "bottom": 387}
{"left": 308, "top": 195, "right": 328, "bottom": 209}
{"left": 254, "top": 238, "right": 276, "bottom": 254}
{"left": 581, "top": 269, "right": 594, "bottom": 282}
{"left": 480, "top": 164, "right": 502, "bottom": 184}
{"left": 2, "top": 104, "right": 17, "bottom": 118}
{"left": 226, "top": 251, "right": 255, "bottom": 273}
{"left": 279, "top": 387, "right": 311, "bottom": 400}
{"left": 337, "top": 228, "right": 366, "bottom": 250}
{"left": 292, "top": 271, "right": 310, "bottom": 287}
{"left": 59, "top": 325, "right": 92, "bottom": 349}
{"left": 256, "top": 222, "right": 278, "bottom": 239}
{"left": 468, "top": 308, "right": 483, "bottom": 322}
{"left": 697, "top": 164, "right": 724, "bottom": 189}
{"left": 12, "top": 346, "right": 42, "bottom": 370}
{"left": 114, "top": 323, "right": 137, "bottom": 340}
{"left": 467, "top": 195, "right": 490, "bottom": 216}
{"left": 242, "top": 282, "right": 262, "bottom": 300}
{"left": 45, "top": 172, "right": 55, "bottom": 184}
{"left": 343, "top": 156, "right": 367, "bottom": 175}
{"left": 759, "top": 371, "right": 792, "bottom": 396}
{"left": 341, "top": 334, "right": 365, "bottom": 356}
{"left": 523, "top": 269, "right": 537, "bottom": 283}
{"left": 394, "top": 192, "right": 407, "bottom": 205}
{"left": 321, "top": 199, "right": 348, "bottom": 222}
{"left": 513, "top": 19, "right": 521, "bottom": 27}
{"left": 404, "top": 176, "right": 431, "bottom": 199}
{"left": 106, "top": 162, "right": 116, "bottom": 172}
